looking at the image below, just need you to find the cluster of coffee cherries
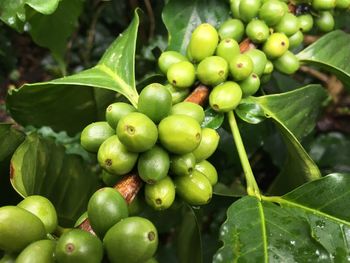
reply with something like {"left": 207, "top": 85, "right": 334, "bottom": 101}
{"left": 0, "top": 195, "right": 158, "bottom": 263}
{"left": 80, "top": 83, "right": 220, "bottom": 209}
{"left": 157, "top": 0, "right": 349, "bottom": 113}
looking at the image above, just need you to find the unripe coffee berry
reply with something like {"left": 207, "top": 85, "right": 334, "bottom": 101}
{"left": 218, "top": 19, "right": 245, "bottom": 42}
{"left": 262, "top": 33, "right": 289, "bottom": 59}
{"left": 216, "top": 38, "right": 240, "bottom": 62}
{"left": 245, "top": 19, "right": 269, "bottom": 43}
{"left": 158, "top": 51, "right": 188, "bottom": 74}
{"left": 167, "top": 61, "right": 196, "bottom": 89}
{"left": 210, "top": 81, "right": 242, "bottom": 112}
{"left": 229, "top": 54, "right": 254, "bottom": 81}
{"left": 197, "top": 56, "right": 229, "bottom": 86}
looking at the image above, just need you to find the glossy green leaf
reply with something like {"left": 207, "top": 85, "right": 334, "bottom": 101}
{"left": 201, "top": 108, "right": 224, "bottom": 129}
{"left": 0, "top": 0, "right": 60, "bottom": 31}
{"left": 6, "top": 11, "right": 140, "bottom": 135}
{"left": 297, "top": 30, "right": 350, "bottom": 88}
{"left": 214, "top": 173, "right": 350, "bottom": 262}
{"left": 0, "top": 123, "right": 25, "bottom": 162}
{"left": 235, "top": 98, "right": 265, "bottom": 124}
{"left": 10, "top": 133, "right": 99, "bottom": 226}
{"left": 176, "top": 205, "right": 202, "bottom": 263}
{"left": 162, "top": 0, "right": 229, "bottom": 54}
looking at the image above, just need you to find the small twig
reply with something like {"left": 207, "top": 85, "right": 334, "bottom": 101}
{"left": 299, "top": 66, "right": 329, "bottom": 83}
{"left": 144, "top": 0, "right": 155, "bottom": 40}
{"left": 303, "top": 35, "right": 321, "bottom": 45}
{"left": 185, "top": 84, "right": 210, "bottom": 106}
{"left": 239, "top": 38, "right": 256, "bottom": 53}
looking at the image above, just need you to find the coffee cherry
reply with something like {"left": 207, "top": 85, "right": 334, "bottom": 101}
{"left": 97, "top": 135, "right": 138, "bottom": 175}
{"left": 101, "top": 170, "right": 119, "bottom": 186}
{"left": 230, "top": 0, "right": 242, "bottom": 19}
{"left": 170, "top": 152, "right": 196, "bottom": 176}
{"left": 138, "top": 83, "right": 172, "bottom": 124}
{"left": 0, "top": 206, "right": 46, "bottom": 252}
{"left": 259, "top": 0, "right": 287, "bottom": 26}
{"left": 192, "top": 128, "right": 220, "bottom": 162}
{"left": 17, "top": 195, "right": 57, "bottom": 234}
{"left": 229, "top": 54, "right": 254, "bottom": 81}
{"left": 218, "top": 19, "right": 245, "bottom": 42}
{"left": 336, "top": 0, "right": 350, "bottom": 9}
{"left": 239, "top": 73, "right": 261, "bottom": 97}
{"left": 164, "top": 83, "right": 190, "bottom": 104}
{"left": 216, "top": 38, "right": 240, "bottom": 62}
{"left": 56, "top": 229, "right": 103, "bottom": 263}
{"left": 263, "top": 60, "right": 274, "bottom": 75}
{"left": 315, "top": 11, "right": 335, "bottom": 32}
{"left": 209, "top": 81, "right": 243, "bottom": 112}
{"left": 103, "top": 217, "right": 158, "bottom": 263}
{"left": 138, "top": 145, "right": 170, "bottom": 184}
{"left": 298, "top": 14, "right": 314, "bottom": 32}
{"left": 80, "top": 122, "right": 115, "bottom": 152}
{"left": 312, "top": 0, "right": 336, "bottom": 10}
{"left": 275, "top": 13, "right": 300, "bottom": 36}
{"left": 106, "top": 102, "right": 136, "bottom": 130}
{"left": 197, "top": 56, "right": 229, "bottom": 86}
{"left": 274, "top": 50, "right": 300, "bottom": 75}
{"left": 174, "top": 170, "right": 212, "bottom": 205}
{"left": 187, "top": 23, "right": 219, "bottom": 62}
{"left": 239, "top": 0, "right": 262, "bottom": 22}
{"left": 16, "top": 240, "right": 56, "bottom": 263}
{"left": 158, "top": 51, "right": 188, "bottom": 74}
{"left": 262, "top": 32, "right": 289, "bottom": 59}
{"left": 117, "top": 112, "right": 158, "bottom": 152}
{"left": 244, "top": 49, "right": 268, "bottom": 76}
{"left": 288, "top": 30, "right": 304, "bottom": 48}
{"left": 158, "top": 115, "right": 202, "bottom": 154}
{"left": 195, "top": 160, "right": 218, "bottom": 186}
{"left": 245, "top": 19, "right": 270, "bottom": 43}
{"left": 170, "top": 101, "right": 205, "bottom": 124}
{"left": 145, "top": 176, "right": 176, "bottom": 210}
{"left": 87, "top": 187, "right": 128, "bottom": 237}
{"left": 167, "top": 61, "right": 196, "bottom": 88}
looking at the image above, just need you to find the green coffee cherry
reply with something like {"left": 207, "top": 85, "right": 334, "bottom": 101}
{"left": 336, "top": 0, "right": 350, "bottom": 8}
{"left": 239, "top": 0, "right": 262, "bottom": 22}
{"left": 187, "top": 23, "right": 219, "bottom": 62}
{"left": 137, "top": 145, "right": 170, "bottom": 184}
{"left": 138, "top": 83, "right": 172, "bottom": 124}
{"left": 174, "top": 170, "right": 213, "bottom": 205}
{"left": 245, "top": 19, "right": 270, "bottom": 43}
{"left": 80, "top": 122, "right": 115, "bottom": 152}
{"left": 117, "top": 112, "right": 158, "bottom": 152}
{"left": 0, "top": 206, "right": 46, "bottom": 253}
{"left": 167, "top": 61, "right": 196, "bottom": 88}
{"left": 229, "top": 54, "right": 254, "bottom": 81}
{"left": 16, "top": 240, "right": 56, "bottom": 263}
{"left": 315, "top": 11, "right": 335, "bottom": 32}
{"left": 274, "top": 50, "right": 300, "bottom": 75}
{"left": 101, "top": 170, "right": 120, "bottom": 186}
{"left": 263, "top": 60, "right": 274, "bottom": 75}
{"left": 17, "top": 195, "right": 57, "bottom": 234}
{"left": 259, "top": 0, "right": 287, "bottom": 26}
{"left": 209, "top": 81, "right": 243, "bottom": 112}
{"left": 262, "top": 33, "right": 289, "bottom": 59}
{"left": 230, "top": 0, "right": 242, "bottom": 18}
{"left": 244, "top": 49, "right": 267, "bottom": 76}
{"left": 260, "top": 73, "right": 272, "bottom": 84}
{"left": 87, "top": 187, "right": 128, "bottom": 237}
{"left": 312, "top": 0, "right": 336, "bottom": 10}
{"left": 195, "top": 160, "right": 218, "bottom": 186}
{"left": 145, "top": 176, "right": 176, "bottom": 210}
{"left": 192, "top": 128, "right": 220, "bottom": 162}
{"left": 170, "top": 102, "right": 205, "bottom": 124}
{"left": 218, "top": 19, "right": 245, "bottom": 42}
{"left": 128, "top": 195, "right": 144, "bottom": 216}
{"left": 239, "top": 73, "right": 261, "bottom": 96}
{"left": 164, "top": 84, "right": 190, "bottom": 105}
{"left": 55, "top": 229, "right": 103, "bottom": 263}
{"left": 170, "top": 152, "right": 196, "bottom": 176}
{"left": 158, "top": 115, "right": 202, "bottom": 154}
{"left": 216, "top": 38, "right": 240, "bottom": 62}
{"left": 0, "top": 253, "right": 16, "bottom": 263}
{"left": 97, "top": 135, "right": 138, "bottom": 175}
{"left": 197, "top": 56, "right": 229, "bottom": 86}
{"left": 103, "top": 217, "right": 158, "bottom": 263}
{"left": 158, "top": 51, "right": 188, "bottom": 74}
{"left": 298, "top": 14, "right": 314, "bottom": 33}
{"left": 105, "top": 102, "right": 136, "bottom": 129}
{"left": 275, "top": 13, "right": 300, "bottom": 36}
{"left": 288, "top": 30, "right": 304, "bottom": 49}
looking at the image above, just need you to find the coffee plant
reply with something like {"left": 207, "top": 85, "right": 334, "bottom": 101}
{"left": 1, "top": 0, "right": 350, "bottom": 262}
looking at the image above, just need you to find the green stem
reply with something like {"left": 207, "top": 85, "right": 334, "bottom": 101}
{"left": 227, "top": 111, "right": 261, "bottom": 199}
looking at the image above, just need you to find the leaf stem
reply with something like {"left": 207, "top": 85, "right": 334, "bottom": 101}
{"left": 227, "top": 111, "right": 261, "bottom": 199}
